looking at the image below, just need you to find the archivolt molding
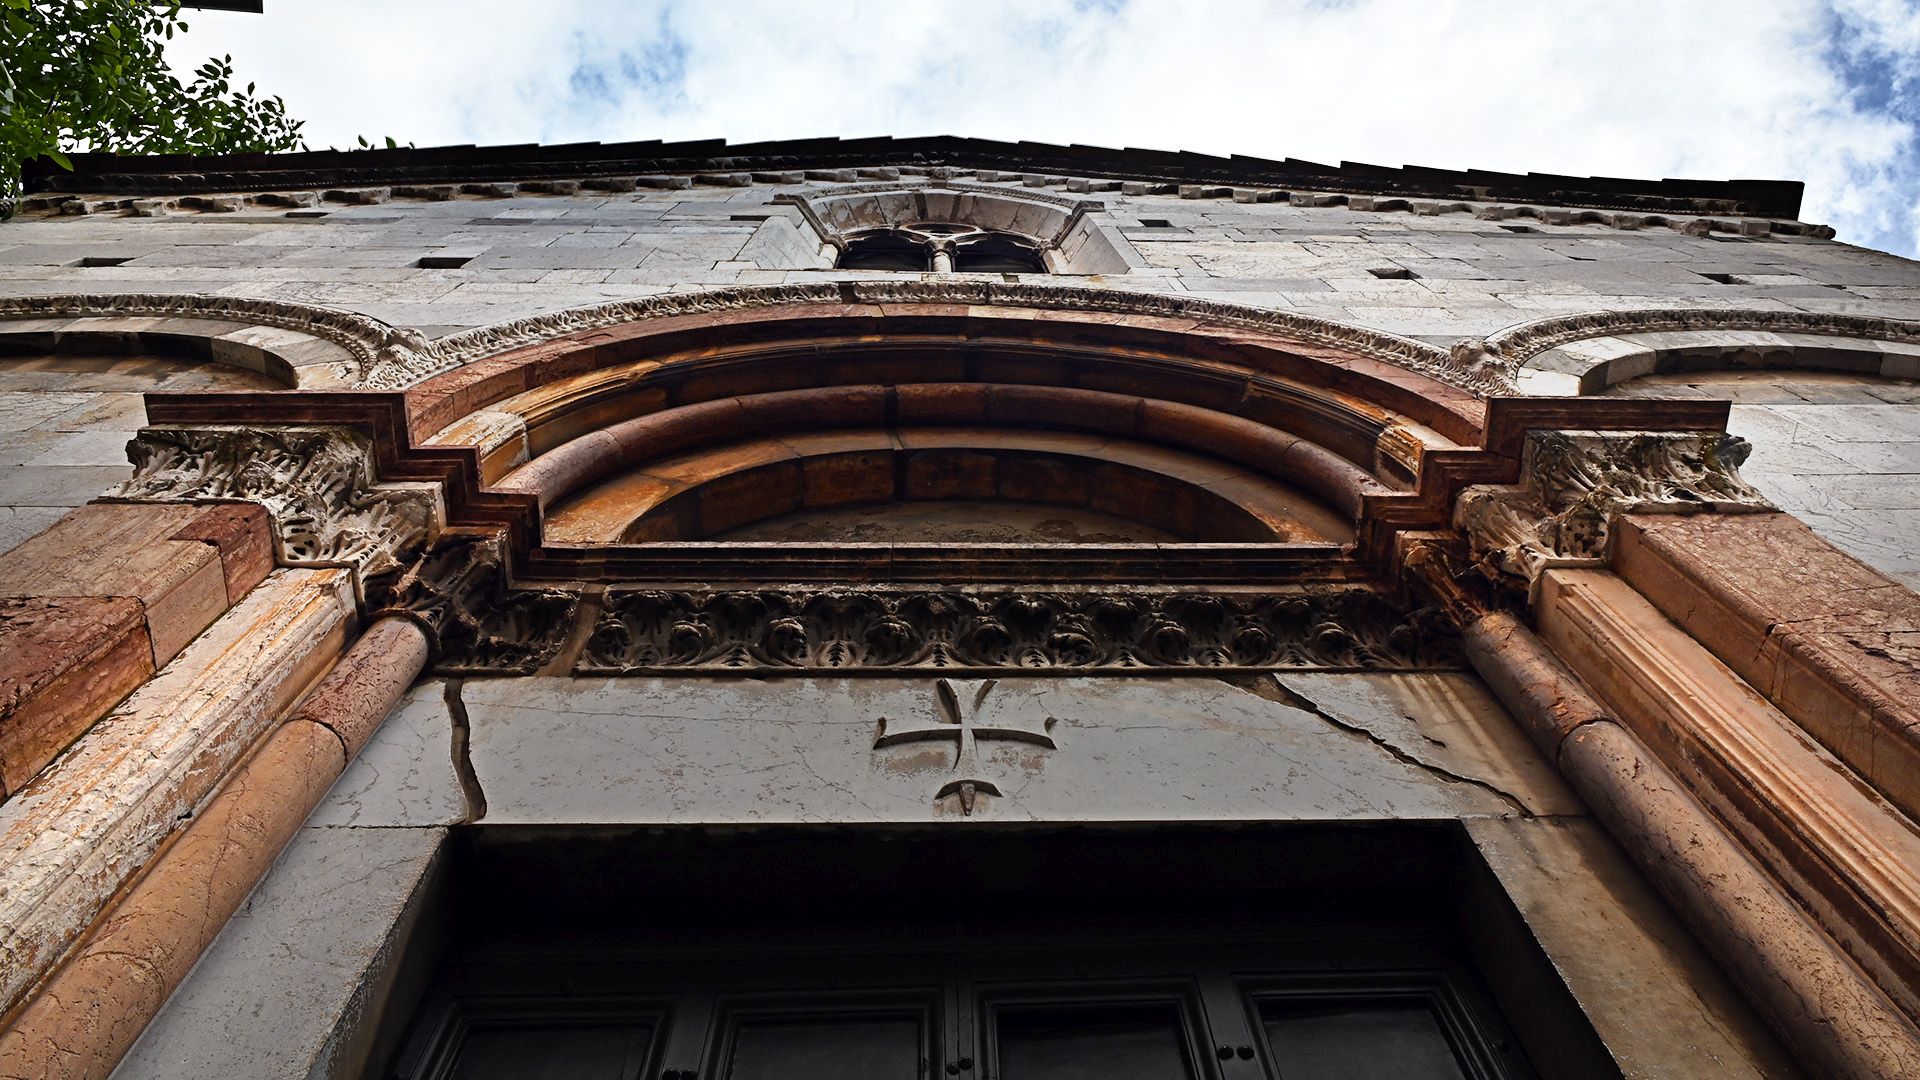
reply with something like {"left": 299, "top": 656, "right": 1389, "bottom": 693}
{"left": 1455, "top": 430, "right": 1772, "bottom": 592}
{"left": 109, "top": 425, "right": 442, "bottom": 580}
{"left": 425, "top": 280, "right": 1515, "bottom": 395}
{"left": 0, "top": 292, "right": 427, "bottom": 387}
{"left": 577, "top": 587, "right": 1459, "bottom": 675}
{"left": 771, "top": 180, "right": 1101, "bottom": 251}
{"left": 1456, "top": 308, "right": 1920, "bottom": 376}
{"left": 0, "top": 285, "right": 1514, "bottom": 395}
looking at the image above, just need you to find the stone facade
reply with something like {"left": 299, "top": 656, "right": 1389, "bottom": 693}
{"left": 0, "top": 139, "right": 1914, "bottom": 1079}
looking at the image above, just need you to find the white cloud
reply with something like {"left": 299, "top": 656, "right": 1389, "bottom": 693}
{"left": 167, "top": 0, "right": 1920, "bottom": 255}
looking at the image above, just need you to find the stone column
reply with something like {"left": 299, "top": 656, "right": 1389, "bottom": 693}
{"left": 0, "top": 615, "right": 431, "bottom": 1080}
{"left": 1444, "top": 427, "right": 1920, "bottom": 1076}
{"left": 1460, "top": 610, "right": 1920, "bottom": 1079}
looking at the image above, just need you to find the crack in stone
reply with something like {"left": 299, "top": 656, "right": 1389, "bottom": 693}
{"left": 1258, "top": 675, "right": 1538, "bottom": 819}
{"left": 443, "top": 679, "right": 487, "bottom": 823}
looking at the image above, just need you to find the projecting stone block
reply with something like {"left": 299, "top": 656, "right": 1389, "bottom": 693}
{"left": 1614, "top": 513, "right": 1920, "bottom": 820}
{"left": 321, "top": 187, "right": 391, "bottom": 205}
{"left": 0, "top": 596, "right": 153, "bottom": 796}
{"left": 0, "top": 504, "right": 229, "bottom": 666}
{"left": 166, "top": 504, "right": 274, "bottom": 604}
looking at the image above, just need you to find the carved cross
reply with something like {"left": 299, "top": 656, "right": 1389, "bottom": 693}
{"left": 875, "top": 679, "right": 1057, "bottom": 814}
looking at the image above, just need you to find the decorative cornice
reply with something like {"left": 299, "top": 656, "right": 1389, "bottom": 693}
{"left": 1455, "top": 430, "right": 1772, "bottom": 592}
{"left": 28, "top": 135, "right": 1809, "bottom": 218}
{"left": 0, "top": 293, "right": 426, "bottom": 387}
{"left": 422, "top": 280, "right": 1516, "bottom": 396}
{"left": 364, "top": 535, "right": 576, "bottom": 674}
{"left": 576, "top": 587, "right": 1459, "bottom": 674}
{"left": 108, "top": 425, "right": 441, "bottom": 580}
{"left": 1465, "top": 308, "right": 1920, "bottom": 373}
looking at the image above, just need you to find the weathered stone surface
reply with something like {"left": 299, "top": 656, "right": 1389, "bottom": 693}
{"left": 1614, "top": 512, "right": 1920, "bottom": 819}
{"left": 1538, "top": 567, "right": 1920, "bottom": 1023}
{"left": 306, "top": 681, "right": 464, "bottom": 829}
{"left": 1469, "top": 816, "right": 1809, "bottom": 1080}
{"left": 0, "top": 503, "right": 229, "bottom": 665}
{"left": 0, "top": 597, "right": 152, "bottom": 796}
{"left": 1283, "top": 670, "right": 1582, "bottom": 816}
{"left": 458, "top": 674, "right": 1542, "bottom": 824}
{"left": 108, "top": 826, "right": 447, "bottom": 1080}
{"left": 166, "top": 504, "right": 274, "bottom": 604}
{"left": 0, "top": 568, "right": 353, "bottom": 1020}
{"left": 0, "top": 614, "right": 429, "bottom": 1080}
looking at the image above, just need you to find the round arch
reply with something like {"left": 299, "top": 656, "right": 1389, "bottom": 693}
{"left": 1464, "top": 308, "right": 1920, "bottom": 396}
{"left": 400, "top": 288, "right": 1491, "bottom": 555}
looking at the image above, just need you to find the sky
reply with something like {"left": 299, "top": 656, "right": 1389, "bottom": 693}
{"left": 163, "top": 0, "right": 1920, "bottom": 257}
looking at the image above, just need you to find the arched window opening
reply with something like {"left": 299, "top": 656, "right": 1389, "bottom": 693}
{"left": 951, "top": 232, "right": 1046, "bottom": 274}
{"left": 838, "top": 229, "right": 930, "bottom": 271}
{"left": 837, "top": 223, "right": 1048, "bottom": 274}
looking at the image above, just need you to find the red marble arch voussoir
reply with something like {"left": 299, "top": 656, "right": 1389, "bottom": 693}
{"left": 498, "top": 382, "right": 1383, "bottom": 535}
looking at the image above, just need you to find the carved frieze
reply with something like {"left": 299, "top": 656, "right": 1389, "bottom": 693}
{"left": 110, "top": 425, "right": 440, "bottom": 579}
{"left": 578, "top": 587, "right": 1459, "bottom": 674}
{"left": 1455, "top": 430, "right": 1773, "bottom": 592}
{"left": 363, "top": 535, "right": 576, "bottom": 674}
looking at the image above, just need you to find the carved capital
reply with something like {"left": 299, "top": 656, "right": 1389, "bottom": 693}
{"left": 1456, "top": 430, "right": 1772, "bottom": 593}
{"left": 110, "top": 425, "right": 441, "bottom": 579}
{"left": 579, "top": 587, "right": 1458, "bottom": 674}
{"left": 363, "top": 535, "right": 576, "bottom": 674}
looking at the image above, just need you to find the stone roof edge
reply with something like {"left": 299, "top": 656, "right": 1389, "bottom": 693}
{"left": 23, "top": 134, "right": 1805, "bottom": 219}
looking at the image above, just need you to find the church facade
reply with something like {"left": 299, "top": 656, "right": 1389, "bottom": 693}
{"left": 0, "top": 137, "right": 1916, "bottom": 1079}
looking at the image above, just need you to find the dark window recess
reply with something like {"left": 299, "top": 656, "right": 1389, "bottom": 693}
{"left": 1138, "top": 219, "right": 1174, "bottom": 228}
{"left": 951, "top": 234, "right": 1046, "bottom": 274}
{"left": 389, "top": 1000, "right": 662, "bottom": 1080}
{"left": 385, "top": 928, "right": 1530, "bottom": 1079}
{"left": 1367, "top": 266, "right": 1417, "bottom": 280}
{"left": 839, "top": 230, "right": 932, "bottom": 271}
{"left": 837, "top": 225, "right": 1047, "bottom": 274}
{"left": 994, "top": 1003, "right": 1197, "bottom": 1080}
{"left": 724, "top": 1015, "right": 925, "bottom": 1080}
{"left": 1260, "top": 996, "right": 1469, "bottom": 1080}
{"left": 449, "top": 1022, "right": 652, "bottom": 1080}
{"left": 286, "top": 209, "right": 331, "bottom": 219}
{"left": 418, "top": 254, "right": 474, "bottom": 269}
{"left": 75, "top": 255, "right": 134, "bottom": 267}
{"left": 374, "top": 829, "right": 1594, "bottom": 1080}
